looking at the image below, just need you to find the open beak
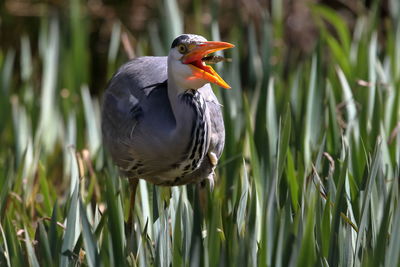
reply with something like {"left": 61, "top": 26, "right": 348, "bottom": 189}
{"left": 181, "top": 41, "right": 235, "bottom": 89}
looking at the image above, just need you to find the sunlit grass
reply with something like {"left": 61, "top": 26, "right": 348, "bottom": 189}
{"left": 1, "top": 1, "right": 400, "bottom": 266}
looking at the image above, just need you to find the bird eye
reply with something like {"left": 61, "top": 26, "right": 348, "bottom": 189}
{"left": 177, "top": 44, "right": 187, "bottom": 54}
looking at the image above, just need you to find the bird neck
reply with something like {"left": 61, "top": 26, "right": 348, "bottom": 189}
{"left": 167, "top": 77, "right": 195, "bottom": 131}
{"left": 167, "top": 77, "right": 210, "bottom": 170}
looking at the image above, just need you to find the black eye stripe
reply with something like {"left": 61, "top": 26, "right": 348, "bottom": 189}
{"left": 171, "top": 34, "right": 206, "bottom": 48}
{"left": 171, "top": 35, "right": 190, "bottom": 48}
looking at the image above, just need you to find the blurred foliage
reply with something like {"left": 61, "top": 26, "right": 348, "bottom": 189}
{"left": 1, "top": 0, "right": 400, "bottom": 266}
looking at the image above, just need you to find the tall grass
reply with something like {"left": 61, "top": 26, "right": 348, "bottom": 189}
{"left": 1, "top": 0, "right": 400, "bottom": 266}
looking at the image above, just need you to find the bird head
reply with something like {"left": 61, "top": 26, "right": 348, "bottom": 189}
{"left": 168, "top": 34, "right": 234, "bottom": 91}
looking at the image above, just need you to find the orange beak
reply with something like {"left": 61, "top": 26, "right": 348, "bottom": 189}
{"left": 181, "top": 41, "right": 235, "bottom": 89}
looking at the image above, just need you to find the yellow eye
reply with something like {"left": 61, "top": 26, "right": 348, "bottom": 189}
{"left": 177, "top": 44, "right": 187, "bottom": 54}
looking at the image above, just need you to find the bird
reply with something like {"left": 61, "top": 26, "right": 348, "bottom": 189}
{"left": 101, "top": 34, "right": 234, "bottom": 219}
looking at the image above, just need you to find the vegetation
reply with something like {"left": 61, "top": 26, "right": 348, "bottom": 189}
{"left": 1, "top": 0, "right": 399, "bottom": 266}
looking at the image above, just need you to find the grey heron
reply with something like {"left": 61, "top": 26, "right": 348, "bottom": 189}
{"left": 101, "top": 34, "right": 234, "bottom": 220}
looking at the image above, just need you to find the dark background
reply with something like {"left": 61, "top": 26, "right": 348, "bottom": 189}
{"left": 0, "top": 0, "right": 393, "bottom": 94}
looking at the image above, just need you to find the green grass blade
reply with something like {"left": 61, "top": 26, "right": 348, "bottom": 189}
{"left": 384, "top": 190, "right": 400, "bottom": 267}
{"left": 0, "top": 223, "right": 11, "bottom": 267}
{"left": 38, "top": 17, "right": 59, "bottom": 153}
{"left": 104, "top": 175, "right": 126, "bottom": 266}
{"left": 24, "top": 227, "right": 40, "bottom": 267}
{"left": 354, "top": 141, "right": 381, "bottom": 261}
{"left": 236, "top": 159, "right": 249, "bottom": 236}
{"left": 81, "top": 85, "right": 101, "bottom": 157}
{"left": 80, "top": 200, "right": 100, "bottom": 267}
{"left": 60, "top": 183, "right": 80, "bottom": 267}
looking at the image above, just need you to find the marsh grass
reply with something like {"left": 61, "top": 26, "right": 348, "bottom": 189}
{"left": 1, "top": 1, "right": 400, "bottom": 266}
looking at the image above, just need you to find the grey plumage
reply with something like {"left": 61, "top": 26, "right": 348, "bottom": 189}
{"left": 102, "top": 49, "right": 225, "bottom": 186}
